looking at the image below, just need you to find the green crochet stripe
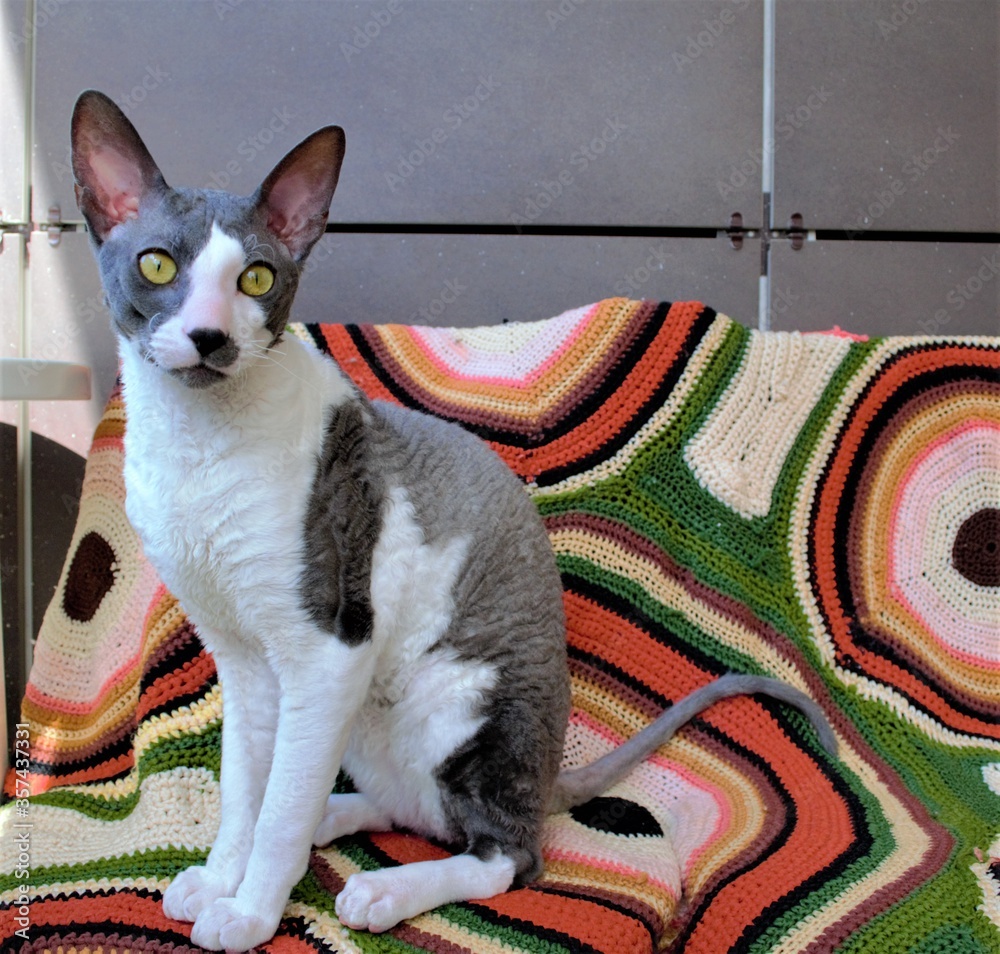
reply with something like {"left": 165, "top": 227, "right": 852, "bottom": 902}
{"left": 27, "top": 723, "right": 221, "bottom": 820}
{"left": 836, "top": 867, "right": 1000, "bottom": 954}
{"left": 446, "top": 904, "right": 583, "bottom": 954}
{"left": 0, "top": 845, "right": 205, "bottom": 894}
{"left": 343, "top": 931, "right": 434, "bottom": 953}
{"left": 556, "top": 556, "right": 762, "bottom": 676}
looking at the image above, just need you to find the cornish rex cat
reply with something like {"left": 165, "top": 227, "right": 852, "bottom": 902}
{"left": 70, "top": 89, "right": 836, "bottom": 951}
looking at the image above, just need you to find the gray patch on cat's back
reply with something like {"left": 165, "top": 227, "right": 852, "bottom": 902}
{"left": 300, "top": 397, "right": 385, "bottom": 646}
{"left": 369, "top": 399, "right": 567, "bottom": 689}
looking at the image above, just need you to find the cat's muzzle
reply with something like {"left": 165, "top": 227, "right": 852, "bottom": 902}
{"left": 169, "top": 362, "right": 232, "bottom": 389}
{"left": 163, "top": 328, "right": 240, "bottom": 388}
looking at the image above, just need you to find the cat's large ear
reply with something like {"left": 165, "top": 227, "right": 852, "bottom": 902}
{"left": 257, "top": 126, "right": 345, "bottom": 262}
{"left": 71, "top": 90, "right": 168, "bottom": 245}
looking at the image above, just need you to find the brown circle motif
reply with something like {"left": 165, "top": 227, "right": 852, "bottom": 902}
{"left": 952, "top": 508, "right": 1000, "bottom": 587}
{"left": 62, "top": 531, "right": 118, "bottom": 622}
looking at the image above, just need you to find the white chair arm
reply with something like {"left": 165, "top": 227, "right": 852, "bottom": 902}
{"left": 0, "top": 359, "right": 92, "bottom": 401}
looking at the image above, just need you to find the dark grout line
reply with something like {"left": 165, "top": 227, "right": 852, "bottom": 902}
{"left": 323, "top": 223, "right": 720, "bottom": 238}
{"left": 322, "top": 223, "right": 999, "bottom": 244}
{"left": 811, "top": 229, "right": 999, "bottom": 244}
{"left": 40, "top": 223, "right": 1000, "bottom": 244}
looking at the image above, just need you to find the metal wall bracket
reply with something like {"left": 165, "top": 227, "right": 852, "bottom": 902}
{"left": 787, "top": 212, "right": 806, "bottom": 250}
{"left": 727, "top": 212, "right": 745, "bottom": 250}
{"left": 0, "top": 205, "right": 79, "bottom": 252}
{"left": 0, "top": 215, "right": 30, "bottom": 254}
{"left": 42, "top": 204, "right": 67, "bottom": 247}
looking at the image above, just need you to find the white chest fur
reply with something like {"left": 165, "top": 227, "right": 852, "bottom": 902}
{"left": 120, "top": 333, "right": 351, "bottom": 652}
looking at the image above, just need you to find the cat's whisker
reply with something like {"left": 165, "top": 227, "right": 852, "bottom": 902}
{"left": 242, "top": 339, "right": 329, "bottom": 396}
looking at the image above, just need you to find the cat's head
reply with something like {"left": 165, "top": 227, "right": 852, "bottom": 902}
{"left": 71, "top": 89, "right": 345, "bottom": 389}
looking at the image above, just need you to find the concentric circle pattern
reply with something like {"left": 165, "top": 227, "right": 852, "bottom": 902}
{"left": 809, "top": 344, "right": 1000, "bottom": 734}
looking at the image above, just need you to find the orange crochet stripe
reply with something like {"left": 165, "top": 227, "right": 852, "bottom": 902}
{"left": 481, "top": 883, "right": 654, "bottom": 954}
{"left": 524, "top": 301, "right": 708, "bottom": 481}
{"left": 135, "top": 649, "right": 216, "bottom": 722}
{"left": 316, "top": 323, "right": 400, "bottom": 403}
{"left": 564, "top": 590, "right": 709, "bottom": 701}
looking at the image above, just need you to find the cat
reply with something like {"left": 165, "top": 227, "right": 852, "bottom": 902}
{"left": 70, "top": 89, "right": 837, "bottom": 951}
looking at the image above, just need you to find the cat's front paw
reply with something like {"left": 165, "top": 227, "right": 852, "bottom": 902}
{"left": 162, "top": 865, "right": 237, "bottom": 922}
{"left": 336, "top": 871, "right": 409, "bottom": 933}
{"left": 190, "top": 897, "right": 280, "bottom": 952}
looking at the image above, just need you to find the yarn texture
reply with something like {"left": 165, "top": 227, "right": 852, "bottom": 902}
{"left": 2, "top": 298, "right": 998, "bottom": 953}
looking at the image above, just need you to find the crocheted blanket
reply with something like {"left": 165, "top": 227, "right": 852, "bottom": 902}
{"left": 3, "top": 299, "right": 999, "bottom": 954}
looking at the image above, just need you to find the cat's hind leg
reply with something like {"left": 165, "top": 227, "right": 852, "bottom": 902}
{"left": 313, "top": 792, "right": 393, "bottom": 846}
{"left": 335, "top": 853, "right": 516, "bottom": 932}
{"left": 334, "top": 697, "right": 557, "bottom": 931}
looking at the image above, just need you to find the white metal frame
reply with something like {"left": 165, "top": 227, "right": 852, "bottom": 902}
{"left": 0, "top": 358, "right": 92, "bottom": 784}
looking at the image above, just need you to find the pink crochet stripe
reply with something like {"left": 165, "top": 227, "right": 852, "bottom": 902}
{"left": 805, "top": 326, "right": 870, "bottom": 342}
{"left": 24, "top": 650, "right": 141, "bottom": 715}
{"left": 887, "top": 418, "right": 1000, "bottom": 668}
{"left": 565, "top": 709, "right": 732, "bottom": 871}
{"left": 542, "top": 846, "right": 680, "bottom": 897}
{"left": 405, "top": 303, "right": 599, "bottom": 389}
{"left": 89, "top": 435, "right": 124, "bottom": 454}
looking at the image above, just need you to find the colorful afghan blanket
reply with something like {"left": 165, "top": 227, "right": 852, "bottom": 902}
{"left": 3, "top": 299, "right": 999, "bottom": 954}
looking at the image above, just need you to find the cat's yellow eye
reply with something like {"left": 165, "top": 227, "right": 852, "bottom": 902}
{"left": 138, "top": 250, "right": 177, "bottom": 285}
{"left": 238, "top": 263, "right": 275, "bottom": 297}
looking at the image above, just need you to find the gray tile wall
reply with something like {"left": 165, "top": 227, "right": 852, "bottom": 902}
{"left": 773, "top": 0, "right": 997, "bottom": 234}
{"left": 18, "top": 0, "right": 997, "bottom": 416}
{"left": 1, "top": 1, "right": 998, "bottom": 720}
{"left": 33, "top": 0, "right": 766, "bottom": 229}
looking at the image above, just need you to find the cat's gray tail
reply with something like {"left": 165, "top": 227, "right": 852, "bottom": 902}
{"left": 549, "top": 674, "right": 838, "bottom": 814}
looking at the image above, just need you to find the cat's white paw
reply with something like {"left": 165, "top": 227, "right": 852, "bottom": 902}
{"left": 162, "top": 865, "right": 237, "bottom": 922}
{"left": 313, "top": 793, "right": 392, "bottom": 847}
{"left": 190, "top": 896, "right": 279, "bottom": 952}
{"left": 336, "top": 871, "right": 411, "bottom": 933}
